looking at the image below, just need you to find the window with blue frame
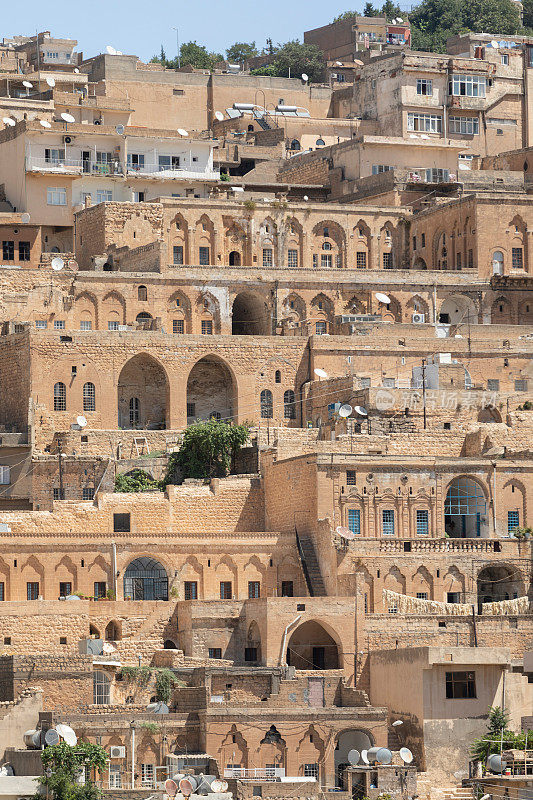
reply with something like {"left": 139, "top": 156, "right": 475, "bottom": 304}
{"left": 508, "top": 510, "right": 519, "bottom": 535}
{"left": 348, "top": 509, "right": 361, "bottom": 535}
{"left": 416, "top": 509, "right": 429, "bottom": 535}
{"left": 382, "top": 509, "right": 394, "bottom": 536}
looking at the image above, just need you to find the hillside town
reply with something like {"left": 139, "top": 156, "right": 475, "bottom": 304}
{"left": 1, "top": 4, "right": 533, "bottom": 800}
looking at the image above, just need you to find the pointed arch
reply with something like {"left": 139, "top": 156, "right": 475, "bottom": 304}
{"left": 170, "top": 212, "right": 190, "bottom": 264}
{"left": 186, "top": 354, "right": 237, "bottom": 423}
{"left": 285, "top": 216, "right": 304, "bottom": 268}
{"left": 491, "top": 296, "right": 513, "bottom": 325}
{"left": 117, "top": 353, "right": 169, "bottom": 430}
{"left": 74, "top": 290, "right": 99, "bottom": 330}
{"left": 311, "top": 220, "right": 346, "bottom": 269}
{"left": 102, "top": 290, "right": 126, "bottom": 327}
{"left": 354, "top": 220, "right": 371, "bottom": 270}
{"left": 195, "top": 214, "right": 215, "bottom": 265}
{"left": 196, "top": 290, "right": 221, "bottom": 333}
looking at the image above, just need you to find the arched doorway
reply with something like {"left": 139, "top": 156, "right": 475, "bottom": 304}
{"left": 287, "top": 620, "right": 340, "bottom": 669}
{"left": 105, "top": 620, "right": 122, "bottom": 641}
{"left": 492, "top": 251, "right": 504, "bottom": 275}
{"left": 186, "top": 356, "right": 236, "bottom": 423}
{"left": 118, "top": 355, "right": 169, "bottom": 429}
{"left": 444, "top": 477, "right": 488, "bottom": 538}
{"left": 335, "top": 730, "right": 374, "bottom": 786}
{"left": 123, "top": 557, "right": 168, "bottom": 600}
{"left": 232, "top": 292, "right": 270, "bottom": 335}
{"left": 477, "top": 565, "right": 523, "bottom": 607}
{"left": 229, "top": 251, "right": 241, "bottom": 266}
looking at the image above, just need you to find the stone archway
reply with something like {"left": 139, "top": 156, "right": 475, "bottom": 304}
{"left": 477, "top": 564, "right": 524, "bottom": 606}
{"left": 287, "top": 620, "right": 341, "bottom": 670}
{"left": 334, "top": 729, "right": 374, "bottom": 786}
{"left": 186, "top": 356, "right": 237, "bottom": 423}
{"left": 444, "top": 477, "right": 488, "bottom": 538}
{"left": 117, "top": 354, "right": 169, "bottom": 430}
{"left": 232, "top": 292, "right": 270, "bottom": 335}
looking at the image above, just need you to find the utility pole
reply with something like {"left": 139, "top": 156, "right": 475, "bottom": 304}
{"left": 57, "top": 437, "right": 64, "bottom": 500}
{"left": 421, "top": 358, "right": 427, "bottom": 430}
{"left": 172, "top": 27, "right": 181, "bottom": 68}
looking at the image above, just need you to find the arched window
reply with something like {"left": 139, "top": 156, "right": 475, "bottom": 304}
{"left": 275, "top": 370, "right": 281, "bottom": 383}
{"left": 322, "top": 241, "right": 332, "bottom": 251}
{"left": 83, "top": 382, "right": 95, "bottom": 412}
{"left": 123, "top": 557, "right": 168, "bottom": 600}
{"left": 138, "top": 285, "right": 147, "bottom": 301}
{"left": 316, "top": 138, "right": 325, "bottom": 147}
{"left": 93, "top": 670, "right": 110, "bottom": 705}
{"left": 260, "top": 389, "right": 273, "bottom": 419}
{"left": 129, "top": 397, "right": 140, "bottom": 428}
{"left": 247, "top": 124, "right": 254, "bottom": 132}
{"left": 54, "top": 382, "right": 66, "bottom": 411}
{"left": 136, "top": 312, "right": 152, "bottom": 323}
{"left": 284, "top": 390, "right": 296, "bottom": 419}
{"left": 492, "top": 251, "right": 504, "bottom": 275}
{"left": 290, "top": 139, "right": 301, "bottom": 151}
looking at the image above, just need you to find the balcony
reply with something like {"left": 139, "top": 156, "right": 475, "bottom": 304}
{"left": 26, "top": 157, "right": 124, "bottom": 176}
{"left": 224, "top": 768, "right": 286, "bottom": 780}
{"left": 126, "top": 162, "right": 220, "bottom": 181}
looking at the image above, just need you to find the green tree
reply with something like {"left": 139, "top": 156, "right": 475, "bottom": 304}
{"left": 253, "top": 40, "right": 325, "bottom": 83}
{"left": 524, "top": 0, "right": 533, "bottom": 29}
{"left": 114, "top": 469, "right": 161, "bottom": 493}
{"left": 163, "top": 420, "right": 250, "bottom": 482}
{"left": 364, "top": 2, "right": 378, "bottom": 15}
{"left": 150, "top": 45, "right": 167, "bottom": 66}
{"left": 470, "top": 706, "right": 516, "bottom": 763}
{"left": 409, "top": 0, "right": 521, "bottom": 52}
{"left": 38, "top": 742, "right": 108, "bottom": 800}
{"left": 381, "top": 0, "right": 402, "bottom": 18}
{"left": 226, "top": 41, "right": 259, "bottom": 63}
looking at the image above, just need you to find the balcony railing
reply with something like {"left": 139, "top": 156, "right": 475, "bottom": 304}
{"left": 224, "top": 768, "right": 286, "bottom": 780}
{"left": 126, "top": 162, "right": 220, "bottom": 180}
{"left": 26, "top": 157, "right": 124, "bottom": 175}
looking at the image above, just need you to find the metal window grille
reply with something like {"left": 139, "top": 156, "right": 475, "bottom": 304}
{"left": 248, "top": 581, "right": 260, "bottom": 598}
{"left": 173, "top": 319, "right": 184, "bottom": 334}
{"left": 382, "top": 509, "right": 395, "bottom": 536}
{"left": 288, "top": 249, "right": 298, "bottom": 268}
{"left": 444, "top": 479, "right": 486, "bottom": 515}
{"left": 416, "top": 509, "right": 429, "bottom": 535}
{"left": 512, "top": 248, "right": 523, "bottom": 269}
{"left": 260, "top": 390, "right": 273, "bottom": 418}
{"left": 54, "top": 382, "right": 66, "bottom": 411}
{"left": 348, "top": 509, "right": 361, "bottom": 534}
{"left": 283, "top": 390, "right": 296, "bottom": 419}
{"left": 201, "top": 320, "right": 213, "bottom": 335}
{"left": 508, "top": 510, "right": 519, "bottom": 535}
{"left": 83, "top": 382, "right": 95, "bottom": 411}
{"left": 185, "top": 581, "right": 198, "bottom": 600}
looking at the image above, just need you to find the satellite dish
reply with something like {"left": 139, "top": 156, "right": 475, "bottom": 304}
{"left": 303, "top": 195, "right": 309, "bottom": 201}
{"left": 354, "top": 406, "right": 368, "bottom": 417}
{"left": 392, "top": 719, "right": 404, "bottom": 727}
{"left": 335, "top": 61, "right": 343, "bottom": 66}
{"left": 215, "top": 111, "right": 224, "bottom": 121}
{"left": 115, "top": 124, "right": 125, "bottom": 135}
{"left": 179, "top": 777, "right": 198, "bottom": 797}
{"left": 376, "top": 292, "right": 391, "bottom": 304}
{"left": 106, "top": 45, "right": 117, "bottom": 55}
{"left": 74, "top": 68, "right": 80, "bottom": 73}
{"left": 40, "top": 119, "right": 52, "bottom": 128}
{"left": 348, "top": 749, "right": 360, "bottom": 766}
{"left": 21, "top": 212, "right": 31, "bottom": 223}
{"left": 220, "top": 781, "right": 229, "bottom": 792}
{"left": 361, "top": 750, "right": 369, "bottom": 765}
{"left": 3, "top": 117, "right": 15, "bottom": 127}
{"left": 55, "top": 724, "right": 77, "bottom": 746}
{"left": 46, "top": 77, "right": 56, "bottom": 88}
{"left": 22, "top": 80, "right": 33, "bottom": 89}
{"left": 488, "top": 754, "right": 506, "bottom": 773}
{"left": 375, "top": 748, "right": 393, "bottom": 765}
{"left": 339, "top": 404, "right": 353, "bottom": 418}
{"left": 336, "top": 526, "right": 355, "bottom": 540}
{"left": 51, "top": 257, "right": 64, "bottom": 271}
{"left": 400, "top": 747, "right": 413, "bottom": 764}
{"left": 178, "top": 128, "right": 189, "bottom": 136}
{"left": 147, "top": 701, "right": 169, "bottom": 714}
{"left": 44, "top": 729, "right": 61, "bottom": 746}
{"left": 61, "top": 112, "right": 75, "bottom": 123}
{"left": 491, "top": 40, "right": 500, "bottom": 49}
{"left": 165, "top": 780, "right": 178, "bottom": 798}
{"left": 314, "top": 368, "right": 328, "bottom": 378}
{"left": 231, "top": 186, "right": 244, "bottom": 192}
{"left": 76, "top": 416, "right": 87, "bottom": 428}
{"left": 211, "top": 780, "right": 224, "bottom": 793}
{"left": 301, "top": 72, "right": 309, "bottom": 82}
{"left": 420, "top": 134, "right": 430, "bottom": 139}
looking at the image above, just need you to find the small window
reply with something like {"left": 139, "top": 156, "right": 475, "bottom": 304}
{"left": 487, "top": 379, "right": 499, "bottom": 391}
{"left": 356, "top": 252, "right": 367, "bottom": 269}
{"left": 315, "top": 321, "right": 327, "bottom": 335}
{"left": 263, "top": 248, "right": 273, "bottom": 267}
{"left": 113, "top": 513, "right": 130, "bottom": 532}
{"left": 445, "top": 671, "right": 476, "bottom": 699}
{"left": 416, "top": 592, "right": 428, "bottom": 600}
{"left": 515, "top": 379, "right": 528, "bottom": 392}
{"left": 512, "top": 248, "right": 523, "bottom": 269}
{"left": 508, "top": 510, "right": 519, "bottom": 535}
{"left": 47, "top": 187, "right": 67, "bottom": 206}
{"left": 347, "top": 470, "right": 356, "bottom": 486}
{"left": 260, "top": 389, "right": 273, "bottom": 419}
{"left": 54, "top": 382, "right": 66, "bottom": 411}
{"left": 83, "top": 487, "right": 94, "bottom": 500}
{"left": 348, "top": 509, "right": 361, "bottom": 535}
{"left": 220, "top": 581, "right": 232, "bottom": 599}
{"left": 288, "top": 249, "right": 298, "bottom": 268}
{"left": 416, "top": 509, "right": 429, "bottom": 535}
{"left": 187, "top": 402, "right": 196, "bottom": 418}
{"left": 245, "top": 647, "right": 258, "bottom": 662}
{"left": 54, "top": 320, "right": 65, "bottom": 330}
{"left": 108, "top": 320, "right": 119, "bottom": 331}
{"left": 283, "top": 389, "right": 295, "bottom": 419}
{"left": 382, "top": 509, "right": 394, "bottom": 536}
{"left": 185, "top": 581, "right": 198, "bottom": 600}
{"left": 138, "top": 285, "right": 147, "bottom": 301}
{"left": 416, "top": 78, "right": 433, "bottom": 96}
{"left": 27, "top": 582, "right": 39, "bottom": 600}
{"left": 315, "top": 138, "right": 325, "bottom": 147}
{"left": 173, "top": 319, "right": 184, "bottom": 334}
{"left": 0, "top": 466, "right": 11, "bottom": 485}
{"left": 173, "top": 245, "right": 184, "bottom": 265}
{"left": 209, "top": 648, "right": 222, "bottom": 659}
{"left": 59, "top": 581, "right": 72, "bottom": 598}
{"left": 2, "top": 241, "right": 14, "bottom": 260}
{"left": 18, "top": 241, "right": 31, "bottom": 261}
{"left": 383, "top": 252, "right": 393, "bottom": 269}
{"left": 80, "top": 320, "right": 92, "bottom": 330}
{"left": 94, "top": 581, "right": 106, "bottom": 599}
{"left": 201, "top": 320, "right": 213, "bottom": 335}
{"left": 35, "top": 320, "right": 47, "bottom": 329}
{"left": 501, "top": 54, "right": 509, "bottom": 65}
{"left": 275, "top": 370, "right": 281, "bottom": 383}
{"left": 93, "top": 670, "right": 111, "bottom": 705}
{"left": 199, "top": 246, "right": 210, "bottom": 266}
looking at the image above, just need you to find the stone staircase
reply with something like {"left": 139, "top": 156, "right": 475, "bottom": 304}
{"left": 296, "top": 533, "right": 326, "bottom": 596}
{"left": 111, "top": 607, "right": 176, "bottom": 664}
{"left": 416, "top": 777, "right": 474, "bottom": 800}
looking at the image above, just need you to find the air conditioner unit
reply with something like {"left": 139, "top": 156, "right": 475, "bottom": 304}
{"left": 412, "top": 313, "right": 425, "bottom": 324}
{"left": 109, "top": 746, "right": 126, "bottom": 759}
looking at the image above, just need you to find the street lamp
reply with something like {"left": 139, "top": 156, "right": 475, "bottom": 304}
{"left": 172, "top": 27, "right": 181, "bottom": 69}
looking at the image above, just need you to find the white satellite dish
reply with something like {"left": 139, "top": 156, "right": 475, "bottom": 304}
{"left": 400, "top": 747, "right": 413, "bottom": 764}
{"left": 335, "top": 61, "right": 343, "bottom": 66}
{"left": 21, "top": 212, "right": 30, "bottom": 223}
{"left": 376, "top": 292, "right": 391, "bottom": 304}
{"left": 336, "top": 526, "right": 355, "bottom": 540}
{"left": 348, "top": 749, "right": 360, "bottom": 766}
{"left": 55, "top": 724, "right": 77, "bottom": 746}
{"left": 361, "top": 750, "right": 369, "bottom": 765}
{"left": 3, "top": 117, "right": 15, "bottom": 127}
{"left": 354, "top": 406, "right": 368, "bottom": 416}
{"left": 40, "top": 119, "right": 52, "bottom": 128}
{"left": 397, "top": 18, "right": 403, "bottom": 22}
{"left": 115, "top": 124, "right": 125, "bottom": 135}
{"left": 76, "top": 416, "right": 87, "bottom": 428}
{"left": 301, "top": 72, "right": 309, "bottom": 82}
{"left": 46, "top": 77, "right": 56, "bottom": 88}
{"left": 339, "top": 404, "right": 353, "bottom": 418}
{"left": 392, "top": 719, "right": 404, "bottom": 726}
{"left": 314, "top": 368, "right": 328, "bottom": 378}
{"left": 491, "top": 40, "right": 500, "bottom": 49}
{"left": 178, "top": 128, "right": 189, "bottom": 136}
{"left": 74, "top": 68, "right": 80, "bottom": 74}
{"left": 106, "top": 45, "right": 117, "bottom": 55}
{"left": 51, "top": 257, "right": 64, "bottom": 271}
{"left": 303, "top": 195, "right": 309, "bottom": 201}
{"left": 22, "top": 80, "right": 33, "bottom": 89}
{"left": 214, "top": 111, "right": 224, "bottom": 121}
{"left": 61, "top": 112, "right": 75, "bottom": 123}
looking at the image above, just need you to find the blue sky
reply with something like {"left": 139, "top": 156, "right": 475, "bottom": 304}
{"left": 2, "top": 0, "right": 367, "bottom": 63}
